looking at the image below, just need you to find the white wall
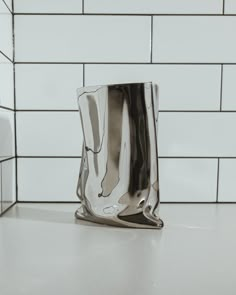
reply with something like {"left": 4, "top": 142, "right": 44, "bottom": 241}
{"left": 13, "top": 0, "right": 236, "bottom": 202}
{"left": 0, "top": 0, "right": 16, "bottom": 214}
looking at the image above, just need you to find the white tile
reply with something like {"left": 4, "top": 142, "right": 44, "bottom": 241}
{"left": 16, "top": 64, "right": 83, "bottom": 110}
{"left": 3, "top": 0, "right": 12, "bottom": 11}
{"left": 18, "top": 158, "right": 81, "bottom": 201}
{"left": 153, "top": 16, "right": 236, "bottom": 63}
{"left": 15, "top": 16, "right": 151, "bottom": 62}
{"left": 0, "top": 54, "right": 14, "bottom": 109}
{"left": 85, "top": 64, "right": 221, "bottom": 110}
{"left": 14, "top": 0, "right": 82, "bottom": 13}
{"left": 225, "top": 0, "right": 236, "bottom": 14}
{"left": 85, "top": 0, "right": 222, "bottom": 14}
{"left": 222, "top": 65, "right": 236, "bottom": 111}
{"left": 0, "top": 51, "right": 7, "bottom": 62}
{"left": 159, "top": 113, "right": 236, "bottom": 157}
{"left": 218, "top": 159, "right": 236, "bottom": 202}
{"left": 1, "top": 158, "right": 16, "bottom": 212}
{"left": 16, "top": 112, "right": 83, "bottom": 156}
{"left": 0, "top": 109, "right": 15, "bottom": 157}
{"left": 0, "top": 1, "right": 13, "bottom": 60}
{"left": 159, "top": 158, "right": 217, "bottom": 202}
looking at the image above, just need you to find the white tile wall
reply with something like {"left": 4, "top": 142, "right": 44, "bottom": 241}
{"left": 18, "top": 158, "right": 80, "bottom": 201}
{"left": 16, "top": 112, "right": 83, "bottom": 156}
{"left": 85, "top": 64, "right": 221, "bottom": 110}
{"left": 0, "top": 0, "right": 13, "bottom": 60}
{"left": 1, "top": 159, "right": 16, "bottom": 211}
{"left": 14, "top": 0, "right": 82, "bottom": 13}
{"left": 159, "top": 159, "right": 218, "bottom": 202}
{"left": 153, "top": 16, "right": 236, "bottom": 63}
{"left": 15, "top": 16, "right": 151, "bottom": 62}
{"left": 15, "top": 64, "right": 83, "bottom": 110}
{"left": 0, "top": 109, "right": 15, "bottom": 157}
{"left": 84, "top": 0, "right": 223, "bottom": 14}
{"left": 159, "top": 113, "right": 236, "bottom": 157}
{"left": 218, "top": 159, "right": 236, "bottom": 202}
{"left": 0, "top": 54, "right": 14, "bottom": 109}
{"left": 0, "top": 0, "right": 15, "bottom": 215}
{"left": 225, "top": 0, "right": 236, "bottom": 14}
{"left": 222, "top": 66, "right": 236, "bottom": 111}
{"left": 3, "top": 0, "right": 12, "bottom": 11}
{"left": 12, "top": 1, "right": 236, "bottom": 203}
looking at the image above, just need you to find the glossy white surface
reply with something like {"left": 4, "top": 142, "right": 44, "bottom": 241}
{"left": 14, "top": 0, "right": 82, "bottom": 13}
{"left": 1, "top": 203, "right": 236, "bottom": 295}
{"left": 159, "top": 112, "right": 236, "bottom": 157}
{"left": 1, "top": 158, "right": 16, "bottom": 212}
{"left": 218, "top": 159, "right": 236, "bottom": 202}
{"left": 18, "top": 158, "right": 81, "bottom": 201}
{"left": 16, "top": 64, "right": 83, "bottom": 110}
{"left": 85, "top": 0, "right": 222, "bottom": 14}
{"left": 0, "top": 53, "right": 14, "bottom": 109}
{"left": 3, "top": 0, "right": 12, "bottom": 11}
{"left": 225, "top": 0, "right": 236, "bottom": 14}
{"left": 85, "top": 64, "right": 221, "bottom": 110}
{"left": 16, "top": 112, "right": 83, "bottom": 156}
{"left": 0, "top": 109, "right": 15, "bottom": 157}
{"left": 153, "top": 16, "right": 236, "bottom": 63}
{"left": 0, "top": 0, "right": 12, "bottom": 60}
{"left": 222, "top": 65, "right": 236, "bottom": 110}
{"left": 15, "top": 16, "right": 151, "bottom": 62}
{"left": 159, "top": 159, "right": 218, "bottom": 202}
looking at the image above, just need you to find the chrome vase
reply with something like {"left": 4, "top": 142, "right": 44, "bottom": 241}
{"left": 75, "top": 82, "right": 163, "bottom": 229}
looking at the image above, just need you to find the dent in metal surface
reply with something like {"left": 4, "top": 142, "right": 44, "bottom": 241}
{"left": 75, "top": 82, "right": 163, "bottom": 229}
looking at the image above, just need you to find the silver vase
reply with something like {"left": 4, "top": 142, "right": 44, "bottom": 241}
{"left": 75, "top": 82, "right": 163, "bottom": 229}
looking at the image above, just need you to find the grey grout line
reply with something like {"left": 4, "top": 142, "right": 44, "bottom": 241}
{"left": 13, "top": 109, "right": 236, "bottom": 113}
{"left": 150, "top": 15, "right": 153, "bottom": 63}
{"left": 15, "top": 109, "right": 79, "bottom": 112}
{"left": 16, "top": 156, "right": 236, "bottom": 159}
{"left": 83, "top": 63, "right": 85, "bottom": 86}
{"left": 1, "top": 0, "right": 12, "bottom": 14}
{"left": 14, "top": 62, "right": 236, "bottom": 65}
{"left": 18, "top": 156, "right": 82, "bottom": 159}
{"left": 13, "top": 13, "right": 234, "bottom": 16}
{"left": 17, "top": 201, "right": 81, "bottom": 204}
{"left": 0, "top": 201, "right": 17, "bottom": 216}
{"left": 0, "top": 106, "right": 14, "bottom": 111}
{"left": 161, "top": 201, "right": 236, "bottom": 204}
{"left": 0, "top": 50, "right": 13, "bottom": 63}
{"left": 216, "top": 158, "right": 220, "bottom": 202}
{"left": 159, "top": 110, "right": 236, "bottom": 113}
{"left": 82, "top": 0, "right": 84, "bottom": 14}
{"left": 0, "top": 157, "right": 15, "bottom": 163}
{"left": 220, "top": 64, "right": 224, "bottom": 111}
{"left": 15, "top": 201, "right": 236, "bottom": 204}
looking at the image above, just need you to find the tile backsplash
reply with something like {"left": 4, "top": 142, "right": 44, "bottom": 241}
{"left": 9, "top": 0, "right": 236, "bottom": 202}
{"left": 0, "top": 0, "right": 16, "bottom": 214}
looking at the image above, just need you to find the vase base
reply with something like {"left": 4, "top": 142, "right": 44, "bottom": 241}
{"left": 75, "top": 204, "right": 164, "bottom": 229}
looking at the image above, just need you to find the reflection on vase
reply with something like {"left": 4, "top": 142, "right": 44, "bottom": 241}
{"left": 75, "top": 82, "right": 163, "bottom": 229}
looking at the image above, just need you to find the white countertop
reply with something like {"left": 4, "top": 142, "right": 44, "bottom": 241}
{"left": 0, "top": 203, "right": 235, "bottom": 295}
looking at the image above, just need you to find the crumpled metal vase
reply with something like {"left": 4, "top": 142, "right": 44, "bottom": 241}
{"left": 75, "top": 82, "right": 163, "bottom": 229}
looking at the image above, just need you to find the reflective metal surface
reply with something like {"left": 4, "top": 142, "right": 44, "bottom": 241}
{"left": 75, "top": 82, "right": 163, "bottom": 229}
